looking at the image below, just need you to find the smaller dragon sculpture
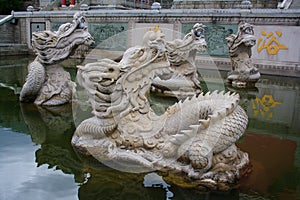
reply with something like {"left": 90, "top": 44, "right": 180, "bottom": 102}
{"left": 20, "top": 12, "right": 94, "bottom": 106}
{"left": 72, "top": 29, "right": 250, "bottom": 189}
{"left": 151, "top": 23, "right": 207, "bottom": 98}
{"left": 226, "top": 22, "right": 260, "bottom": 88}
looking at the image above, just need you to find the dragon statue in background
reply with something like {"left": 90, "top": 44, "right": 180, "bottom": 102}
{"left": 151, "top": 23, "right": 207, "bottom": 98}
{"left": 72, "top": 28, "right": 250, "bottom": 189}
{"left": 226, "top": 22, "right": 260, "bottom": 88}
{"left": 20, "top": 12, "right": 94, "bottom": 106}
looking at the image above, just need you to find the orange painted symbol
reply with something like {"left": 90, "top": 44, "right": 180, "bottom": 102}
{"left": 257, "top": 30, "right": 288, "bottom": 55}
{"left": 251, "top": 94, "right": 282, "bottom": 119}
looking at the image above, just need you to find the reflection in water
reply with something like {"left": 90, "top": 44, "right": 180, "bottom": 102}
{"left": 224, "top": 85, "right": 259, "bottom": 117}
{"left": 251, "top": 94, "right": 282, "bottom": 119}
{"left": 0, "top": 129, "right": 78, "bottom": 200}
{"left": 238, "top": 132, "right": 300, "bottom": 200}
{"left": 78, "top": 169, "right": 167, "bottom": 200}
{"left": 20, "top": 103, "right": 86, "bottom": 183}
{"left": 143, "top": 173, "right": 174, "bottom": 200}
{"left": 0, "top": 58, "right": 300, "bottom": 199}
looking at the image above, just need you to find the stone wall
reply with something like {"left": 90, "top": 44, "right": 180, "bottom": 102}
{"left": 0, "top": 16, "right": 21, "bottom": 44}
{"left": 172, "top": 0, "right": 279, "bottom": 9}
{"left": 1, "top": 9, "right": 299, "bottom": 75}
{"left": 253, "top": 25, "right": 300, "bottom": 64}
{"left": 0, "top": 16, "right": 27, "bottom": 55}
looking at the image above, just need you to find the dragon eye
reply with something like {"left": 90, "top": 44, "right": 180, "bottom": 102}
{"left": 244, "top": 27, "right": 253, "bottom": 34}
{"left": 195, "top": 30, "right": 202, "bottom": 37}
{"left": 78, "top": 23, "right": 85, "bottom": 29}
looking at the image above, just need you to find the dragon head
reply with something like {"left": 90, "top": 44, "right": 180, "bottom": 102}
{"left": 237, "top": 22, "right": 256, "bottom": 47}
{"left": 120, "top": 29, "right": 169, "bottom": 70}
{"left": 226, "top": 22, "right": 256, "bottom": 54}
{"left": 188, "top": 23, "right": 207, "bottom": 52}
{"left": 32, "top": 12, "right": 94, "bottom": 64}
{"left": 165, "top": 23, "right": 207, "bottom": 67}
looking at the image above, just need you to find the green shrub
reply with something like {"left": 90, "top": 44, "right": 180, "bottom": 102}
{"left": 0, "top": 0, "right": 22, "bottom": 15}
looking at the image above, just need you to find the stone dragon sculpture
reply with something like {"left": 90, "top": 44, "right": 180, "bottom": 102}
{"left": 72, "top": 29, "right": 250, "bottom": 188}
{"left": 226, "top": 22, "right": 260, "bottom": 88}
{"left": 20, "top": 12, "right": 94, "bottom": 106}
{"left": 151, "top": 23, "right": 207, "bottom": 98}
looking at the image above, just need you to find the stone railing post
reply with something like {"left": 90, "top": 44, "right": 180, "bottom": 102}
{"left": 61, "top": 0, "right": 66, "bottom": 7}
{"left": 70, "top": 0, "right": 75, "bottom": 6}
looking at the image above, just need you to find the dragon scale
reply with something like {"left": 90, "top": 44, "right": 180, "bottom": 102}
{"left": 72, "top": 28, "right": 250, "bottom": 187}
{"left": 19, "top": 13, "right": 94, "bottom": 106}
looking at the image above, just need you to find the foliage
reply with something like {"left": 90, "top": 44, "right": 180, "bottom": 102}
{"left": 0, "top": 0, "right": 22, "bottom": 15}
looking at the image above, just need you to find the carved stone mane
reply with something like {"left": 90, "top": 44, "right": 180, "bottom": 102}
{"left": 32, "top": 14, "right": 92, "bottom": 64}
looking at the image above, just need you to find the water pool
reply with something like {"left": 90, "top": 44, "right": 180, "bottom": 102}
{"left": 0, "top": 56, "right": 299, "bottom": 200}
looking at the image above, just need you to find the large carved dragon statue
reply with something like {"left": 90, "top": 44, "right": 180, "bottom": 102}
{"left": 20, "top": 13, "right": 94, "bottom": 106}
{"left": 151, "top": 23, "right": 207, "bottom": 98}
{"left": 226, "top": 22, "right": 260, "bottom": 88}
{"left": 72, "top": 29, "right": 250, "bottom": 189}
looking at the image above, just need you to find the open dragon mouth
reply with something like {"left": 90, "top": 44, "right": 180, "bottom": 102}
{"left": 195, "top": 39, "right": 207, "bottom": 52}
{"left": 31, "top": 13, "right": 95, "bottom": 64}
{"left": 243, "top": 38, "right": 256, "bottom": 47}
{"left": 84, "top": 35, "right": 95, "bottom": 46}
{"left": 62, "top": 13, "right": 95, "bottom": 47}
{"left": 197, "top": 44, "right": 207, "bottom": 52}
{"left": 241, "top": 33, "right": 256, "bottom": 47}
{"left": 72, "top": 28, "right": 95, "bottom": 47}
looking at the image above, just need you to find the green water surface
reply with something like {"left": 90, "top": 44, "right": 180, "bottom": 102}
{"left": 0, "top": 56, "right": 299, "bottom": 200}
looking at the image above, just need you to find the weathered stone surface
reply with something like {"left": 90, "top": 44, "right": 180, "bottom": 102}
{"left": 19, "top": 12, "right": 94, "bottom": 106}
{"left": 72, "top": 28, "right": 250, "bottom": 189}
{"left": 226, "top": 22, "right": 260, "bottom": 88}
{"left": 151, "top": 23, "right": 206, "bottom": 98}
{"left": 4, "top": 9, "right": 299, "bottom": 72}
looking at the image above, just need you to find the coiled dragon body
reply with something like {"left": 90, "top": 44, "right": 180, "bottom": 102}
{"left": 72, "top": 28, "right": 249, "bottom": 186}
